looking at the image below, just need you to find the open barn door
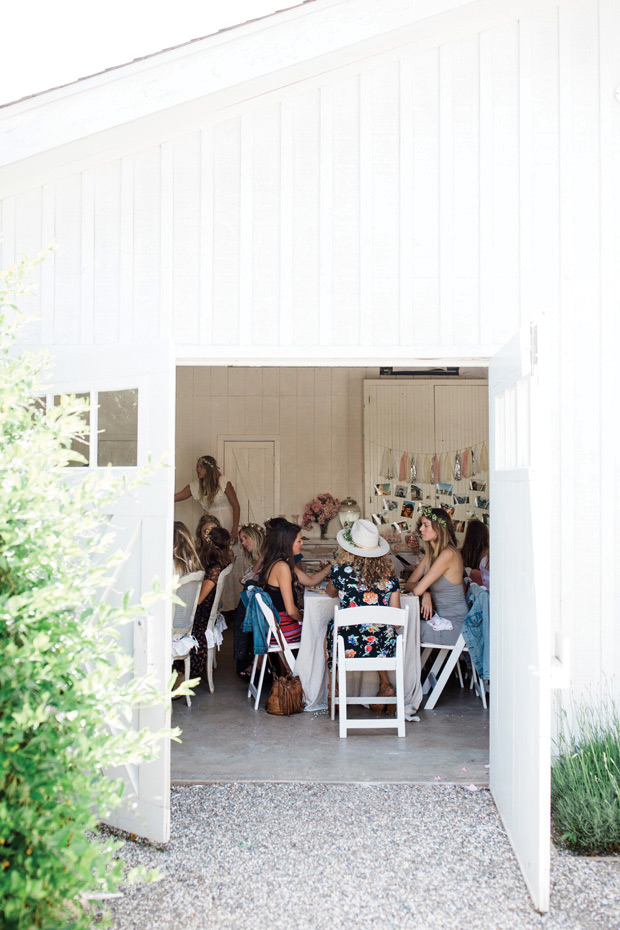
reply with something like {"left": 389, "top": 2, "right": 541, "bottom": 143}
{"left": 489, "top": 323, "right": 553, "bottom": 911}
{"left": 44, "top": 342, "right": 174, "bottom": 844}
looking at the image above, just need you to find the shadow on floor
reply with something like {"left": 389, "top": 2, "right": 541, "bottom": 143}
{"left": 171, "top": 625, "right": 489, "bottom": 785}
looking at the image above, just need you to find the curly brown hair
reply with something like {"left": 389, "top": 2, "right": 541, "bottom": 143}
{"left": 334, "top": 547, "right": 396, "bottom": 588}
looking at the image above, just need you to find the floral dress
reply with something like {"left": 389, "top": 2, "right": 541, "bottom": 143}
{"left": 188, "top": 564, "right": 222, "bottom": 680}
{"left": 325, "top": 563, "right": 400, "bottom": 670}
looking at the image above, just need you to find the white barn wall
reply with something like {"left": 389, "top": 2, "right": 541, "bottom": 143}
{"left": 0, "top": 0, "right": 617, "bottom": 706}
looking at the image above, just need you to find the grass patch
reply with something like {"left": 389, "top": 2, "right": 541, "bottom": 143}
{"left": 551, "top": 695, "right": 620, "bottom": 855}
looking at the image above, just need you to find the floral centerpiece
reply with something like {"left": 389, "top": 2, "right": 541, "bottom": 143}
{"left": 302, "top": 492, "right": 341, "bottom": 538}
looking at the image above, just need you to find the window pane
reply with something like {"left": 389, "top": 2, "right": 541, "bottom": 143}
{"left": 98, "top": 389, "right": 138, "bottom": 467}
{"left": 54, "top": 393, "right": 90, "bottom": 466}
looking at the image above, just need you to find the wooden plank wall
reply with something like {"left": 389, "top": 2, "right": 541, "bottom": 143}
{"left": 0, "top": 5, "right": 564, "bottom": 359}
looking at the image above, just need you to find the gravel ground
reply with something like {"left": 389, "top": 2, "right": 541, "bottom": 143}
{"left": 104, "top": 784, "right": 620, "bottom": 930}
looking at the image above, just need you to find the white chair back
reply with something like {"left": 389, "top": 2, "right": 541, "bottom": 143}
{"left": 206, "top": 562, "right": 234, "bottom": 631}
{"left": 255, "top": 592, "right": 298, "bottom": 673}
{"left": 172, "top": 570, "right": 205, "bottom": 636}
{"left": 331, "top": 603, "right": 410, "bottom": 737}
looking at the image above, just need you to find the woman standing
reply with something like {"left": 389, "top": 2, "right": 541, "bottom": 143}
{"left": 405, "top": 507, "right": 468, "bottom": 645}
{"left": 175, "top": 455, "right": 240, "bottom": 543}
{"left": 324, "top": 519, "right": 401, "bottom": 704}
{"left": 190, "top": 525, "right": 234, "bottom": 682}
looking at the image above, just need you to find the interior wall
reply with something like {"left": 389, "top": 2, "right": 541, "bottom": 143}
{"left": 174, "top": 366, "right": 380, "bottom": 533}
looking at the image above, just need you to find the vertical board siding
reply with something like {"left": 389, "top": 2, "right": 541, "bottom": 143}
{"left": 292, "top": 92, "right": 321, "bottom": 346}
{"left": 14, "top": 188, "right": 42, "bottom": 345}
{"left": 410, "top": 48, "right": 441, "bottom": 344}
{"left": 171, "top": 133, "right": 202, "bottom": 345}
{"left": 369, "top": 62, "right": 401, "bottom": 346}
{"left": 252, "top": 105, "right": 281, "bottom": 346}
{"left": 53, "top": 176, "right": 82, "bottom": 344}
{"left": 93, "top": 160, "right": 121, "bottom": 345}
{"left": 133, "top": 146, "right": 162, "bottom": 341}
{"left": 479, "top": 22, "right": 521, "bottom": 345}
{"left": 3, "top": 13, "right": 571, "bottom": 357}
{"left": 212, "top": 119, "right": 241, "bottom": 346}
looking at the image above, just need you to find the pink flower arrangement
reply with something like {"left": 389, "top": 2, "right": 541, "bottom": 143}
{"left": 301, "top": 492, "right": 341, "bottom": 529}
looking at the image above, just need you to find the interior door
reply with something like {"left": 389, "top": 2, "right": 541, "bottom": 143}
{"left": 489, "top": 323, "right": 553, "bottom": 912}
{"left": 44, "top": 342, "right": 174, "bottom": 844}
{"left": 223, "top": 440, "right": 277, "bottom": 524}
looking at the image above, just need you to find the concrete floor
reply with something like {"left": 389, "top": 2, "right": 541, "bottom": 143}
{"left": 171, "top": 625, "right": 489, "bottom": 785}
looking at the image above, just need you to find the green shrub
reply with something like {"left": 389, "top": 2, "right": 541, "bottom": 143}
{"left": 0, "top": 254, "right": 179, "bottom": 928}
{"left": 551, "top": 693, "right": 620, "bottom": 854}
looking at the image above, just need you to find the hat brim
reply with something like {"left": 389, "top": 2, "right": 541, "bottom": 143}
{"left": 336, "top": 528, "right": 390, "bottom": 559}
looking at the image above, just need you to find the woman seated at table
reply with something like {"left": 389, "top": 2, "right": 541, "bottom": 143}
{"left": 460, "top": 518, "right": 490, "bottom": 589}
{"left": 263, "top": 516, "right": 331, "bottom": 590}
{"left": 195, "top": 512, "right": 221, "bottom": 555}
{"left": 190, "top": 525, "right": 234, "bottom": 682}
{"left": 324, "top": 519, "right": 400, "bottom": 703}
{"left": 405, "top": 507, "right": 468, "bottom": 646}
{"left": 234, "top": 522, "right": 265, "bottom": 679}
{"left": 256, "top": 520, "right": 304, "bottom": 643}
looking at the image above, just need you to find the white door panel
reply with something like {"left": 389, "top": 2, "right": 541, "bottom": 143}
{"left": 44, "top": 342, "right": 174, "bottom": 844}
{"left": 489, "top": 324, "right": 551, "bottom": 912}
{"left": 223, "top": 440, "right": 277, "bottom": 525}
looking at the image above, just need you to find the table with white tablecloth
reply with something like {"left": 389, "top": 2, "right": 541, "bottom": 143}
{"left": 295, "top": 592, "right": 422, "bottom": 714}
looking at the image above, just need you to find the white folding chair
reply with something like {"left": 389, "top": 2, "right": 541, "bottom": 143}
{"left": 420, "top": 634, "right": 469, "bottom": 710}
{"left": 330, "top": 604, "right": 409, "bottom": 738}
{"left": 205, "top": 562, "right": 234, "bottom": 693}
{"left": 171, "top": 570, "right": 205, "bottom": 707}
{"left": 247, "top": 592, "right": 301, "bottom": 710}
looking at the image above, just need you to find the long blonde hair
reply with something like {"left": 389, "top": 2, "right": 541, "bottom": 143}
{"left": 196, "top": 455, "right": 222, "bottom": 506}
{"left": 173, "top": 521, "right": 202, "bottom": 576}
{"left": 239, "top": 523, "right": 264, "bottom": 569}
{"left": 416, "top": 507, "right": 458, "bottom": 569}
{"left": 334, "top": 547, "right": 396, "bottom": 588}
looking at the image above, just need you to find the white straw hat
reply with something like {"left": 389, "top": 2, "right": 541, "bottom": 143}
{"left": 336, "top": 518, "right": 390, "bottom": 559}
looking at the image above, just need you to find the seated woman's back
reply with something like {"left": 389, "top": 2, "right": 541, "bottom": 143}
{"left": 256, "top": 520, "right": 304, "bottom": 641}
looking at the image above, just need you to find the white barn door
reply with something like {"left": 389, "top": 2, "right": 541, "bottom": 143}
{"left": 489, "top": 325, "right": 552, "bottom": 912}
{"left": 45, "top": 342, "right": 174, "bottom": 844}
{"left": 222, "top": 439, "right": 278, "bottom": 524}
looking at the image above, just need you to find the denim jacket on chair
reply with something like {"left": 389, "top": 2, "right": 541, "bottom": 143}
{"left": 241, "top": 585, "right": 277, "bottom": 655}
{"left": 463, "top": 583, "right": 490, "bottom": 681}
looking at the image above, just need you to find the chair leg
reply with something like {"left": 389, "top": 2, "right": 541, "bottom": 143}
{"left": 422, "top": 649, "right": 448, "bottom": 693}
{"left": 395, "top": 638, "right": 405, "bottom": 737}
{"left": 456, "top": 659, "right": 464, "bottom": 688}
{"left": 247, "top": 655, "right": 259, "bottom": 699}
{"left": 338, "top": 638, "right": 348, "bottom": 739}
{"left": 330, "top": 657, "right": 337, "bottom": 721}
{"left": 207, "top": 648, "right": 215, "bottom": 693}
{"left": 425, "top": 643, "right": 464, "bottom": 710}
{"left": 184, "top": 656, "right": 191, "bottom": 708}
{"left": 254, "top": 654, "right": 268, "bottom": 711}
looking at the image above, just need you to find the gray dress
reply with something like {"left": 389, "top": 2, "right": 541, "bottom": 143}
{"left": 420, "top": 573, "right": 468, "bottom": 645}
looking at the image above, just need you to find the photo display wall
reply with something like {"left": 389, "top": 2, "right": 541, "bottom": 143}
{"left": 363, "top": 380, "right": 489, "bottom": 543}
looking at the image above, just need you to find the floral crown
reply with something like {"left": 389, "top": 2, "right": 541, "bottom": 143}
{"left": 420, "top": 506, "right": 448, "bottom": 528}
{"left": 198, "top": 456, "right": 215, "bottom": 468}
{"left": 201, "top": 526, "right": 213, "bottom": 542}
{"left": 239, "top": 522, "right": 263, "bottom": 534}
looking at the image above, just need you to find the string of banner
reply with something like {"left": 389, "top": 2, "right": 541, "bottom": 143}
{"left": 370, "top": 440, "right": 489, "bottom": 484}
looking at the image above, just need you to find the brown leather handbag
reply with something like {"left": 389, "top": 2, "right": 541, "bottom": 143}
{"left": 265, "top": 627, "right": 305, "bottom": 716}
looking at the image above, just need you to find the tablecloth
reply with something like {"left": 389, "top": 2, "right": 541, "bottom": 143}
{"left": 296, "top": 592, "right": 422, "bottom": 714}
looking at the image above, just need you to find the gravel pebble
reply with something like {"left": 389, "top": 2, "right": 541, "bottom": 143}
{"left": 103, "top": 784, "right": 620, "bottom": 930}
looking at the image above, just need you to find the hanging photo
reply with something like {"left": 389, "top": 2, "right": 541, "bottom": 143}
{"left": 455, "top": 521, "right": 466, "bottom": 533}
{"left": 474, "top": 496, "right": 490, "bottom": 510}
{"left": 470, "top": 480, "right": 486, "bottom": 492}
{"left": 372, "top": 512, "right": 387, "bottom": 525}
{"left": 400, "top": 500, "right": 415, "bottom": 518}
{"left": 382, "top": 499, "right": 398, "bottom": 512}
{"left": 436, "top": 482, "right": 454, "bottom": 497}
{"left": 410, "top": 484, "right": 423, "bottom": 501}
{"left": 440, "top": 504, "right": 455, "bottom": 518}
{"left": 374, "top": 482, "right": 392, "bottom": 496}
{"left": 391, "top": 520, "right": 409, "bottom": 533}
{"left": 453, "top": 493, "right": 469, "bottom": 506}
{"left": 417, "top": 502, "right": 426, "bottom": 513}
{"left": 394, "top": 483, "right": 409, "bottom": 499}
{"left": 482, "top": 512, "right": 490, "bottom": 525}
